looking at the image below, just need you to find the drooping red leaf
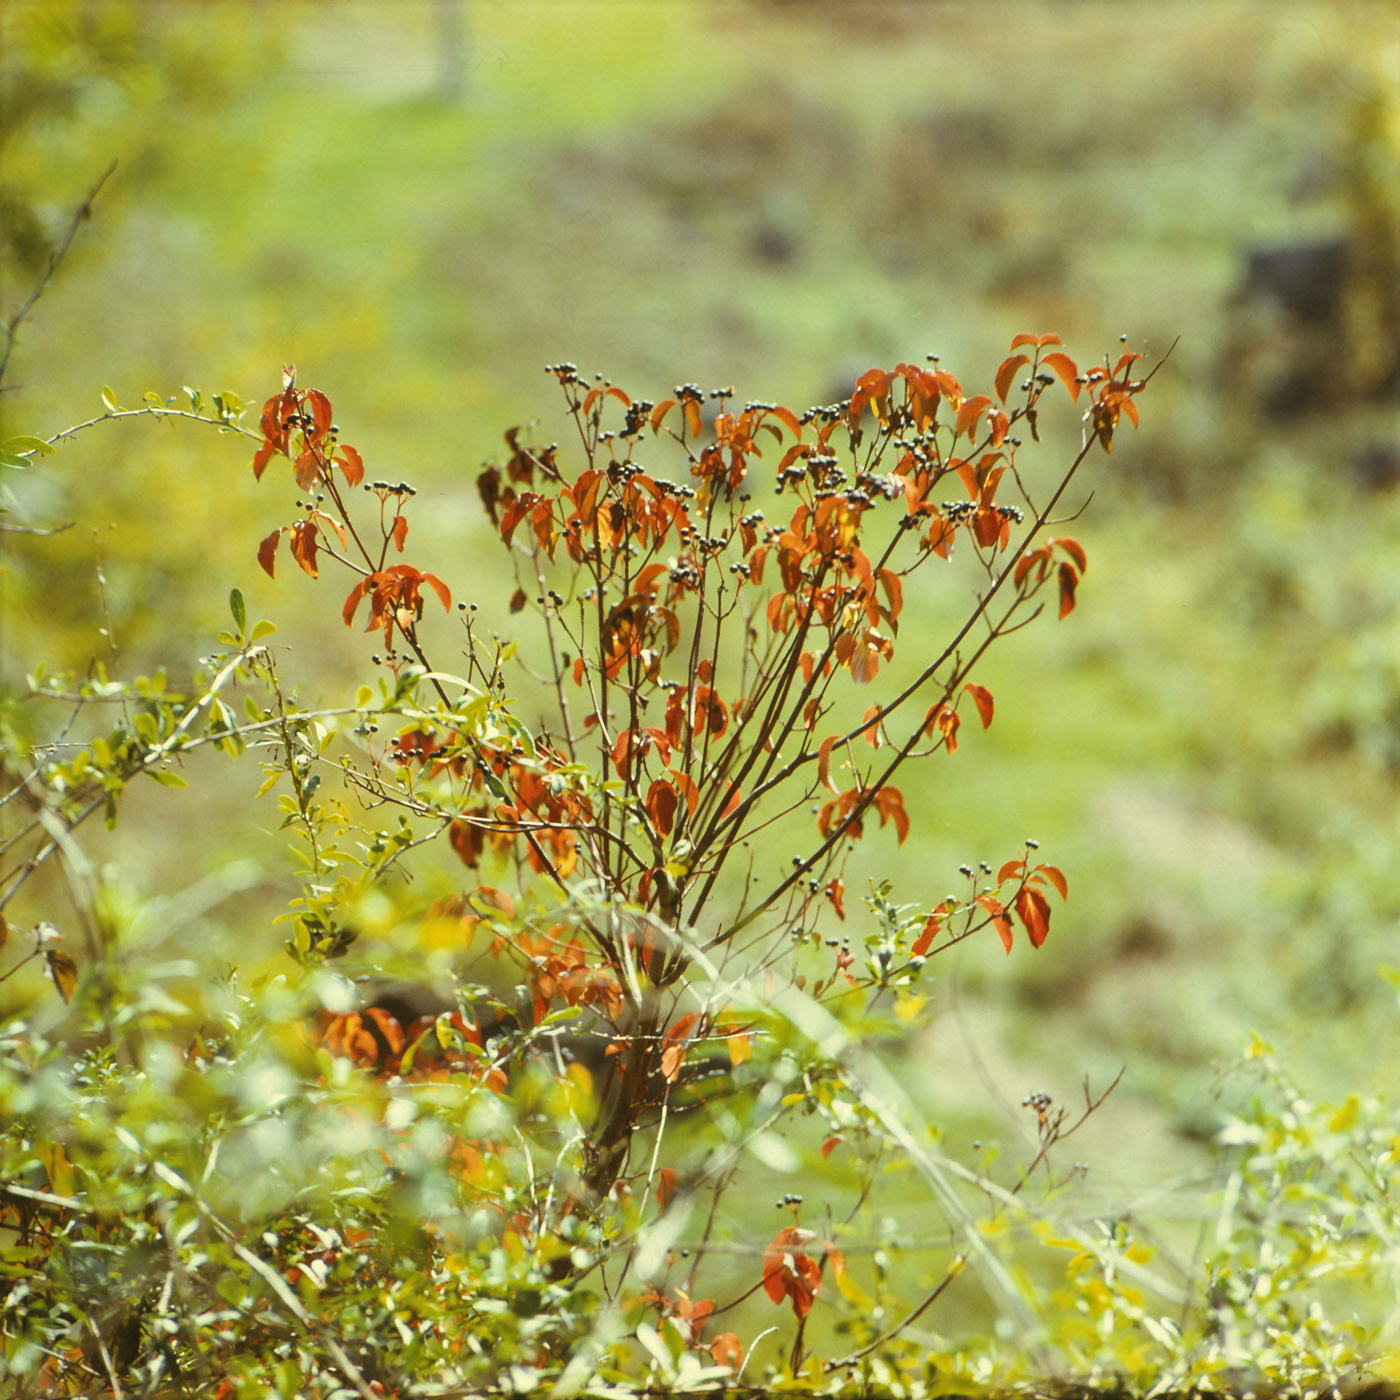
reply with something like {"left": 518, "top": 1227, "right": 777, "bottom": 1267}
{"left": 994, "top": 354, "right": 1030, "bottom": 404}
{"left": 1015, "top": 886, "right": 1052, "bottom": 948}
{"left": 769, "top": 403, "right": 803, "bottom": 439}
{"left": 874, "top": 787, "right": 909, "bottom": 844}
{"left": 963, "top": 682, "right": 994, "bottom": 729}
{"left": 342, "top": 577, "right": 372, "bottom": 627}
{"left": 646, "top": 779, "right": 678, "bottom": 839}
{"left": 860, "top": 705, "right": 884, "bottom": 750}
{"left": 1037, "top": 863, "right": 1070, "bottom": 901}
{"left": 292, "top": 449, "right": 322, "bottom": 490}
{"left": 258, "top": 528, "right": 282, "bottom": 578}
{"left": 391, "top": 514, "right": 409, "bottom": 551}
{"left": 877, "top": 567, "right": 903, "bottom": 625}
{"left": 655, "top": 1167, "right": 680, "bottom": 1212}
{"left": 910, "top": 913, "right": 939, "bottom": 958}
{"left": 954, "top": 394, "right": 992, "bottom": 439}
{"left": 670, "top": 770, "right": 700, "bottom": 816}
{"left": 422, "top": 572, "right": 452, "bottom": 611}
{"left": 304, "top": 388, "right": 333, "bottom": 436}
{"left": 977, "top": 894, "right": 1014, "bottom": 954}
{"left": 1053, "top": 535, "right": 1088, "bottom": 573}
{"left": 762, "top": 1226, "right": 822, "bottom": 1319}
{"left": 251, "top": 440, "right": 277, "bottom": 480}
{"left": 289, "top": 519, "right": 319, "bottom": 578}
{"left": 1040, "top": 352, "right": 1081, "bottom": 402}
{"left": 1057, "top": 562, "right": 1079, "bottom": 619}
{"left": 826, "top": 877, "right": 846, "bottom": 920}
{"left": 336, "top": 444, "right": 364, "bottom": 487}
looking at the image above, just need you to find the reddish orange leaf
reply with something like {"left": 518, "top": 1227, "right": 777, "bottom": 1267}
{"left": 1037, "top": 863, "right": 1069, "bottom": 901}
{"left": 994, "top": 354, "right": 1030, "bottom": 404}
{"left": 860, "top": 705, "right": 884, "bottom": 750}
{"left": 289, "top": 519, "right": 319, "bottom": 578}
{"left": 954, "top": 394, "right": 992, "bottom": 438}
{"left": 1053, "top": 535, "right": 1087, "bottom": 573}
{"left": 874, "top": 787, "right": 909, "bottom": 844}
{"left": 1010, "top": 332, "right": 1063, "bottom": 351}
{"left": 258, "top": 528, "right": 281, "bottom": 579}
{"left": 763, "top": 1226, "right": 822, "bottom": 1319}
{"left": 655, "top": 1167, "right": 680, "bottom": 1211}
{"left": 820, "top": 1134, "right": 844, "bottom": 1160}
{"left": 336, "top": 445, "right": 364, "bottom": 487}
{"left": 1057, "top": 562, "right": 1078, "bottom": 618}
{"left": 877, "top": 567, "right": 903, "bottom": 624}
{"left": 1040, "top": 352, "right": 1081, "bottom": 402}
{"left": 342, "top": 578, "right": 371, "bottom": 627}
{"left": 646, "top": 779, "right": 678, "bottom": 839}
{"left": 826, "top": 877, "right": 846, "bottom": 919}
{"left": 910, "top": 912, "right": 940, "bottom": 958}
{"left": 997, "top": 858, "right": 1026, "bottom": 883}
{"left": 304, "top": 388, "right": 333, "bottom": 436}
{"left": 963, "top": 682, "right": 994, "bottom": 729}
{"left": 423, "top": 572, "right": 452, "bottom": 611}
{"left": 1015, "top": 886, "right": 1052, "bottom": 948}
{"left": 391, "top": 514, "right": 409, "bottom": 551}
{"left": 710, "top": 1333, "right": 743, "bottom": 1369}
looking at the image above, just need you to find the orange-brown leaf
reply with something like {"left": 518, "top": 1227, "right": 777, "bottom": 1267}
{"left": 423, "top": 572, "right": 452, "bottom": 611}
{"left": 1015, "top": 886, "right": 1052, "bottom": 948}
{"left": 954, "top": 394, "right": 992, "bottom": 438}
{"left": 710, "top": 1333, "right": 744, "bottom": 1369}
{"left": 655, "top": 1167, "right": 680, "bottom": 1211}
{"left": 336, "top": 444, "right": 364, "bottom": 487}
{"left": 46, "top": 949, "right": 78, "bottom": 1003}
{"left": 289, "top": 519, "right": 319, "bottom": 578}
{"left": 258, "top": 528, "right": 281, "bottom": 579}
{"left": 1057, "top": 562, "right": 1078, "bottom": 619}
{"left": 1040, "top": 352, "right": 1081, "bottom": 402}
{"left": 963, "top": 682, "right": 994, "bottom": 729}
{"left": 391, "top": 514, "right": 409, "bottom": 552}
{"left": 994, "top": 354, "right": 1030, "bottom": 404}
{"left": 1053, "top": 535, "right": 1087, "bottom": 573}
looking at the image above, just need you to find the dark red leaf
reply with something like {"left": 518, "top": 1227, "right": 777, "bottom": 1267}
{"left": 257, "top": 528, "right": 282, "bottom": 579}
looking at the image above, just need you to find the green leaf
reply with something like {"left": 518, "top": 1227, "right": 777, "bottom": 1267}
{"left": 249, "top": 619, "right": 277, "bottom": 642}
{"left": 229, "top": 588, "right": 246, "bottom": 636}
{"left": 0, "top": 452, "right": 29, "bottom": 470}
{"left": 2, "top": 435, "right": 56, "bottom": 457}
{"left": 146, "top": 768, "right": 189, "bottom": 788}
{"left": 101, "top": 385, "right": 118, "bottom": 411}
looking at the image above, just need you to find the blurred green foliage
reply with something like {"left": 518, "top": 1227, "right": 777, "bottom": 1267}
{"left": 5, "top": 0, "right": 1400, "bottom": 1388}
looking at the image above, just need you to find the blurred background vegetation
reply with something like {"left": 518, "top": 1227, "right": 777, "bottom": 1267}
{"left": 4, "top": 0, "right": 1400, "bottom": 1346}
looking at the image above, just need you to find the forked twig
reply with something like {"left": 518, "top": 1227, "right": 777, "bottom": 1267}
{"left": 0, "top": 160, "right": 118, "bottom": 392}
